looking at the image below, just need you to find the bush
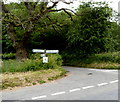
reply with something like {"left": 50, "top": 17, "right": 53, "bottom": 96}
{"left": 2, "top": 54, "right": 63, "bottom": 73}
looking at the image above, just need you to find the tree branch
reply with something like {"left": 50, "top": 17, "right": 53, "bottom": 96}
{"left": 48, "top": 8, "right": 75, "bottom": 21}
{"left": 60, "top": 0, "right": 73, "bottom": 4}
{"left": 49, "top": 8, "right": 88, "bottom": 16}
{"left": 47, "top": 1, "right": 59, "bottom": 9}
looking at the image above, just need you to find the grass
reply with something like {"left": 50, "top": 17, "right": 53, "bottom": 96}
{"left": 63, "top": 51, "right": 120, "bottom": 69}
{"left": 1, "top": 67, "right": 67, "bottom": 90}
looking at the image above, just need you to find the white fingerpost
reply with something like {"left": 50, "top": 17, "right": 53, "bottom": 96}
{"left": 32, "top": 49, "right": 45, "bottom": 53}
{"left": 46, "top": 50, "right": 59, "bottom": 54}
{"left": 32, "top": 49, "right": 59, "bottom": 63}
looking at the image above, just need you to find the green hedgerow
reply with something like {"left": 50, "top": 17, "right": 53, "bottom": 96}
{"left": 2, "top": 54, "right": 63, "bottom": 73}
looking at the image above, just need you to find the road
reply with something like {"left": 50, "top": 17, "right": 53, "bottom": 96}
{"left": 2, "top": 66, "right": 119, "bottom": 101}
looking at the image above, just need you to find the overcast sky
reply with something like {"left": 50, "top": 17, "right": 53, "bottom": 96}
{"left": 57, "top": 0, "right": 119, "bottom": 12}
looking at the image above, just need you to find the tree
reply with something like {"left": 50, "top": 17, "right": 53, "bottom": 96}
{"left": 2, "top": 0, "right": 74, "bottom": 60}
{"left": 29, "top": 11, "right": 71, "bottom": 51}
{"left": 67, "top": 1, "right": 113, "bottom": 56}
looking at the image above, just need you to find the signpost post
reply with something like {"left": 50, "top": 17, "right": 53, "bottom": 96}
{"left": 32, "top": 49, "right": 59, "bottom": 63}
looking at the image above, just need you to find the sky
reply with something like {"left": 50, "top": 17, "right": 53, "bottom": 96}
{"left": 57, "top": 0, "right": 119, "bottom": 12}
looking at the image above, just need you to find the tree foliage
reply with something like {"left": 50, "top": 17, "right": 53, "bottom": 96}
{"left": 67, "top": 2, "right": 114, "bottom": 56}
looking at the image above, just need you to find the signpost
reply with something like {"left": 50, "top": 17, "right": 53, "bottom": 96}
{"left": 32, "top": 49, "right": 45, "bottom": 53}
{"left": 32, "top": 49, "right": 59, "bottom": 63}
{"left": 46, "top": 50, "right": 59, "bottom": 54}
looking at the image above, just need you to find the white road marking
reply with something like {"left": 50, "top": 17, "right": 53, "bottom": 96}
{"left": 89, "top": 69, "right": 118, "bottom": 72}
{"left": 51, "top": 91, "right": 66, "bottom": 96}
{"left": 32, "top": 95, "right": 47, "bottom": 100}
{"left": 69, "top": 88, "right": 81, "bottom": 92}
{"left": 104, "top": 70, "right": 118, "bottom": 72}
{"left": 82, "top": 85, "right": 94, "bottom": 89}
{"left": 109, "top": 80, "right": 118, "bottom": 84}
{"left": 97, "top": 83, "right": 108, "bottom": 86}
{"left": 31, "top": 79, "right": 118, "bottom": 99}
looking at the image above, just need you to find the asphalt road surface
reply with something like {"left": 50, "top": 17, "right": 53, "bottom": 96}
{"left": 2, "top": 66, "right": 119, "bottom": 101}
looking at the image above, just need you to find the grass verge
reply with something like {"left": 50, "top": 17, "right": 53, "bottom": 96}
{"left": 1, "top": 67, "right": 67, "bottom": 90}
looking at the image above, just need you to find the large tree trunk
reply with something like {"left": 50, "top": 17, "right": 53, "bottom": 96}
{"left": 15, "top": 42, "right": 28, "bottom": 61}
{"left": 6, "top": 24, "right": 29, "bottom": 61}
